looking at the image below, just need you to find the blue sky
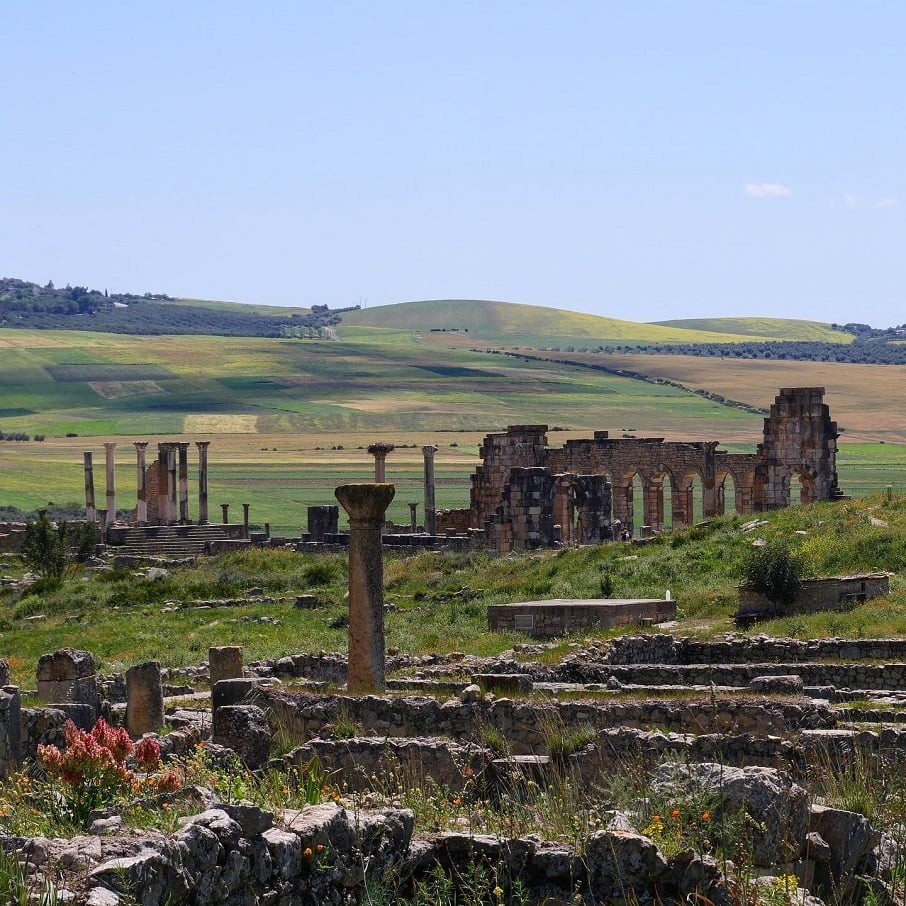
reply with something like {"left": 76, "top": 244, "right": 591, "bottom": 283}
{"left": 2, "top": 1, "right": 904, "bottom": 326}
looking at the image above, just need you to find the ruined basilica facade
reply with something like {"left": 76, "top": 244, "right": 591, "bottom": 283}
{"left": 442, "top": 387, "right": 843, "bottom": 551}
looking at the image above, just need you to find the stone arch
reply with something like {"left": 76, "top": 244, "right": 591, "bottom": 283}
{"left": 787, "top": 466, "right": 819, "bottom": 506}
{"left": 644, "top": 466, "right": 674, "bottom": 534}
{"left": 612, "top": 468, "right": 643, "bottom": 538}
{"left": 549, "top": 473, "right": 587, "bottom": 545}
{"left": 671, "top": 467, "right": 702, "bottom": 529}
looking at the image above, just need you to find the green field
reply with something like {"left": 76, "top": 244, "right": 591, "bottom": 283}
{"left": 651, "top": 316, "right": 854, "bottom": 343}
{"left": 1, "top": 299, "right": 904, "bottom": 533}
{"left": 340, "top": 299, "right": 779, "bottom": 347}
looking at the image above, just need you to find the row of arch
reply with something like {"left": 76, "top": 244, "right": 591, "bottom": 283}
{"left": 551, "top": 465, "right": 820, "bottom": 541}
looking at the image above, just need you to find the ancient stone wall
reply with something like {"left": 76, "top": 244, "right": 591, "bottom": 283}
{"left": 466, "top": 388, "right": 840, "bottom": 547}
{"left": 738, "top": 573, "right": 889, "bottom": 618}
{"left": 262, "top": 690, "right": 833, "bottom": 755}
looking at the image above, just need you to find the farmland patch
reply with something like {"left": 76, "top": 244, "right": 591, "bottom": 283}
{"left": 183, "top": 414, "right": 259, "bottom": 433}
{"left": 89, "top": 380, "right": 166, "bottom": 400}
{"left": 45, "top": 363, "right": 174, "bottom": 382}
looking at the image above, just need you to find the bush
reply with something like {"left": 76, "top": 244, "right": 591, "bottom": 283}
{"left": 743, "top": 540, "right": 807, "bottom": 606}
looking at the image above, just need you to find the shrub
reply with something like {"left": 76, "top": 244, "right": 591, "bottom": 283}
{"left": 743, "top": 540, "right": 806, "bottom": 606}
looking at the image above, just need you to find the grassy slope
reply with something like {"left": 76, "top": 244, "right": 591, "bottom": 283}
{"left": 2, "top": 492, "right": 904, "bottom": 686}
{"left": 340, "top": 299, "right": 772, "bottom": 345}
{"left": 167, "top": 297, "right": 312, "bottom": 316}
{"left": 652, "top": 317, "right": 854, "bottom": 343}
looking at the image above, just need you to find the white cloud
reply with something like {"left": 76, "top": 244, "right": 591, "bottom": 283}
{"left": 744, "top": 182, "right": 792, "bottom": 199}
{"left": 843, "top": 193, "right": 860, "bottom": 209}
{"left": 875, "top": 196, "right": 897, "bottom": 208}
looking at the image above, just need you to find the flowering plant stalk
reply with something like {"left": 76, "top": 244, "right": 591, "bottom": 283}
{"left": 37, "top": 718, "right": 180, "bottom": 826}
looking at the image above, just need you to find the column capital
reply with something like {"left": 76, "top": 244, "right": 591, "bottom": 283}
{"left": 422, "top": 444, "right": 438, "bottom": 457}
{"left": 336, "top": 483, "right": 395, "bottom": 524}
{"left": 103, "top": 441, "right": 117, "bottom": 452}
{"left": 195, "top": 440, "right": 211, "bottom": 450}
{"left": 367, "top": 443, "right": 395, "bottom": 457}
{"left": 133, "top": 441, "right": 149, "bottom": 451}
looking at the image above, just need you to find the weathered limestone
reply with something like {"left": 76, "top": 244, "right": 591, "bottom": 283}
{"left": 209, "top": 646, "right": 244, "bottom": 687}
{"left": 103, "top": 442, "right": 117, "bottom": 525}
{"left": 242, "top": 503, "right": 250, "bottom": 538}
{"left": 177, "top": 442, "right": 190, "bottom": 523}
{"left": 167, "top": 444, "right": 178, "bottom": 524}
{"left": 408, "top": 502, "right": 418, "bottom": 532}
{"left": 221, "top": 503, "right": 230, "bottom": 524}
{"left": 196, "top": 441, "right": 210, "bottom": 524}
{"left": 36, "top": 649, "right": 100, "bottom": 720}
{"left": 335, "top": 483, "right": 395, "bottom": 693}
{"left": 83, "top": 452, "right": 96, "bottom": 523}
{"left": 367, "top": 443, "right": 395, "bottom": 482}
{"left": 133, "top": 442, "right": 149, "bottom": 524}
{"left": 422, "top": 445, "right": 437, "bottom": 535}
{"left": 125, "top": 661, "right": 164, "bottom": 738}
{"left": 453, "top": 388, "right": 841, "bottom": 549}
{"left": 156, "top": 442, "right": 177, "bottom": 525}
{"left": 307, "top": 505, "right": 339, "bottom": 541}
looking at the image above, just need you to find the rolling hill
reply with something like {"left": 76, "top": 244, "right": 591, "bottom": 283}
{"left": 339, "top": 299, "right": 790, "bottom": 346}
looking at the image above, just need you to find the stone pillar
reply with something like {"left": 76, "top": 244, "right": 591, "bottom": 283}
{"left": 177, "top": 442, "right": 190, "bottom": 523}
{"left": 167, "top": 445, "right": 178, "bottom": 525}
{"left": 701, "top": 481, "right": 720, "bottom": 518}
{"left": 408, "top": 502, "right": 418, "bottom": 532}
{"left": 422, "top": 444, "right": 437, "bottom": 534}
{"left": 242, "top": 503, "right": 250, "bottom": 538}
{"left": 671, "top": 482, "right": 694, "bottom": 529}
{"left": 642, "top": 479, "right": 664, "bottom": 533}
{"left": 221, "top": 503, "right": 230, "bottom": 524}
{"left": 103, "top": 442, "right": 117, "bottom": 524}
{"left": 367, "top": 443, "right": 395, "bottom": 482}
{"left": 83, "top": 452, "right": 96, "bottom": 523}
{"left": 335, "top": 483, "right": 395, "bottom": 693}
{"left": 157, "top": 444, "right": 169, "bottom": 525}
{"left": 209, "top": 646, "right": 244, "bottom": 688}
{"left": 196, "top": 441, "right": 210, "bottom": 524}
{"left": 134, "top": 442, "right": 149, "bottom": 524}
{"left": 125, "top": 661, "right": 164, "bottom": 738}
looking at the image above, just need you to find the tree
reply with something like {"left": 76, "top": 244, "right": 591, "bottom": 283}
{"left": 743, "top": 540, "right": 807, "bottom": 606}
{"left": 22, "top": 515, "right": 98, "bottom": 582}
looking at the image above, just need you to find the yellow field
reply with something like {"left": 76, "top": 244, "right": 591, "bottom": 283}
{"left": 597, "top": 354, "right": 906, "bottom": 443}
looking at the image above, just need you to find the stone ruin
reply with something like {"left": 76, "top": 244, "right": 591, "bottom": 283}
{"left": 0, "top": 629, "right": 904, "bottom": 904}
{"left": 435, "top": 386, "right": 844, "bottom": 551}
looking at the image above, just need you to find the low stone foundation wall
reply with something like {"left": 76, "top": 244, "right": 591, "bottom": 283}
{"left": 262, "top": 691, "right": 834, "bottom": 755}
{"left": 488, "top": 598, "right": 676, "bottom": 638}
{"left": 592, "top": 633, "right": 906, "bottom": 666}
{"left": 561, "top": 660, "right": 906, "bottom": 691}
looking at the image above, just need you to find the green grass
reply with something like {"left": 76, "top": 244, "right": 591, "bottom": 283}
{"left": 4, "top": 493, "right": 906, "bottom": 687}
{"left": 652, "top": 316, "right": 854, "bottom": 343}
{"left": 340, "top": 298, "right": 776, "bottom": 346}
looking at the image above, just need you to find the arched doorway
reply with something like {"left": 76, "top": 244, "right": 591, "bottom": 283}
{"left": 551, "top": 475, "right": 586, "bottom": 545}
{"left": 671, "top": 470, "right": 702, "bottom": 528}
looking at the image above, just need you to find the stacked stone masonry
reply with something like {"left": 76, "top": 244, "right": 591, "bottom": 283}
{"left": 453, "top": 387, "right": 842, "bottom": 550}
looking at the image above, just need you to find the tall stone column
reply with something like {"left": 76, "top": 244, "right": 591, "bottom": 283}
{"left": 367, "top": 443, "right": 395, "bottom": 482}
{"left": 221, "top": 503, "right": 230, "bottom": 524}
{"left": 196, "top": 441, "right": 210, "bottom": 524}
{"left": 167, "top": 445, "right": 178, "bottom": 525}
{"left": 134, "top": 442, "right": 149, "bottom": 524}
{"left": 422, "top": 445, "right": 437, "bottom": 534}
{"left": 242, "top": 503, "right": 250, "bottom": 538}
{"left": 408, "top": 502, "right": 418, "bottom": 532}
{"left": 335, "top": 483, "right": 395, "bottom": 693}
{"left": 177, "top": 442, "right": 190, "bottom": 523}
{"left": 157, "top": 443, "right": 169, "bottom": 525}
{"left": 83, "top": 452, "right": 96, "bottom": 523}
{"left": 103, "top": 442, "right": 117, "bottom": 524}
